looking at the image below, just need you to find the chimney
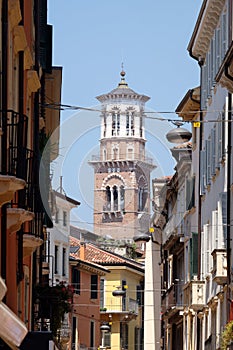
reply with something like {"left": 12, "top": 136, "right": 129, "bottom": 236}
{"left": 80, "top": 242, "right": 85, "bottom": 260}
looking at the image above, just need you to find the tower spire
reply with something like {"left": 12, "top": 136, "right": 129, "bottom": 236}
{"left": 118, "top": 63, "right": 128, "bottom": 88}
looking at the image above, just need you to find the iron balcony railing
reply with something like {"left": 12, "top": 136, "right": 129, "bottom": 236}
{"left": 2, "top": 110, "right": 28, "bottom": 177}
{"left": 0, "top": 110, "right": 45, "bottom": 239}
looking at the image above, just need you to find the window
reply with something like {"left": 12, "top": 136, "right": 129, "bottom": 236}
{"left": 103, "top": 114, "right": 106, "bottom": 137}
{"left": 72, "top": 317, "right": 77, "bottom": 350}
{"left": 131, "top": 112, "right": 135, "bottom": 136}
{"left": 90, "top": 321, "right": 95, "bottom": 348}
{"left": 63, "top": 211, "right": 67, "bottom": 226}
{"left": 122, "top": 280, "right": 127, "bottom": 311}
{"left": 126, "top": 112, "right": 129, "bottom": 135}
{"left": 117, "top": 112, "right": 120, "bottom": 135}
{"left": 62, "top": 247, "right": 66, "bottom": 276}
{"left": 72, "top": 268, "right": 80, "bottom": 294}
{"left": 112, "top": 112, "right": 116, "bottom": 135}
{"left": 186, "top": 176, "right": 195, "bottom": 211}
{"left": 120, "top": 185, "right": 125, "bottom": 211}
{"left": 113, "top": 185, "right": 118, "bottom": 211}
{"left": 91, "top": 275, "right": 98, "bottom": 299}
{"left": 136, "top": 285, "right": 142, "bottom": 306}
{"left": 190, "top": 232, "right": 198, "bottom": 280}
{"left": 120, "top": 323, "right": 128, "bottom": 349}
{"left": 55, "top": 245, "right": 59, "bottom": 274}
{"left": 105, "top": 186, "right": 111, "bottom": 211}
{"left": 104, "top": 332, "right": 111, "bottom": 348}
{"left": 100, "top": 279, "right": 105, "bottom": 308}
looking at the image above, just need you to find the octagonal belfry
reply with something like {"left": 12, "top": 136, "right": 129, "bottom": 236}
{"left": 89, "top": 69, "right": 156, "bottom": 240}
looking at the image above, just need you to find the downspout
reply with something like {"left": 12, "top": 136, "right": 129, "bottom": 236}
{"left": 227, "top": 92, "right": 232, "bottom": 320}
{"left": 188, "top": 45, "right": 203, "bottom": 350}
{"left": 31, "top": 0, "right": 40, "bottom": 331}
{"left": 17, "top": 0, "right": 24, "bottom": 284}
{"left": 224, "top": 63, "right": 233, "bottom": 319}
{"left": 197, "top": 59, "right": 204, "bottom": 281}
{"left": 1, "top": 0, "right": 8, "bottom": 284}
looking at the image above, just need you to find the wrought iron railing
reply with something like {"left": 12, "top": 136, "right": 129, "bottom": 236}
{"left": 3, "top": 110, "right": 28, "bottom": 177}
{"left": 0, "top": 110, "right": 45, "bottom": 238}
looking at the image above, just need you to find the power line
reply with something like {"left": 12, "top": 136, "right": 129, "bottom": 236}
{"left": 39, "top": 102, "right": 233, "bottom": 123}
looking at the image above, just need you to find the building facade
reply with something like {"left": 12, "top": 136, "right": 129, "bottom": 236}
{"left": 0, "top": 1, "right": 63, "bottom": 349}
{"left": 89, "top": 70, "right": 155, "bottom": 240}
{"left": 69, "top": 236, "right": 144, "bottom": 350}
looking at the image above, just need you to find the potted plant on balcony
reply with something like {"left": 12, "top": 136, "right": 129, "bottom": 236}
{"left": 35, "top": 282, "right": 74, "bottom": 336}
{"left": 221, "top": 320, "right": 233, "bottom": 350}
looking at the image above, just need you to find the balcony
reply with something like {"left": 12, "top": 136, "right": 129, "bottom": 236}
{"left": 162, "top": 283, "right": 184, "bottom": 319}
{"left": 90, "top": 153, "right": 155, "bottom": 166}
{"left": 23, "top": 212, "right": 44, "bottom": 257}
{"left": 7, "top": 207, "right": 34, "bottom": 233}
{"left": 183, "top": 280, "right": 205, "bottom": 311}
{"left": 102, "top": 204, "right": 123, "bottom": 222}
{"left": 101, "top": 298, "right": 139, "bottom": 322}
{"left": 211, "top": 249, "right": 227, "bottom": 284}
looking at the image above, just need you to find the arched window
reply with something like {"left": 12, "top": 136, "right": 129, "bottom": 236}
{"left": 103, "top": 114, "right": 106, "bottom": 137}
{"left": 138, "top": 187, "right": 148, "bottom": 211}
{"left": 131, "top": 112, "right": 135, "bottom": 136}
{"left": 126, "top": 112, "right": 130, "bottom": 136}
{"left": 112, "top": 112, "right": 116, "bottom": 136}
{"left": 106, "top": 186, "right": 111, "bottom": 210}
{"left": 103, "top": 149, "right": 107, "bottom": 160}
{"left": 117, "top": 112, "right": 120, "bottom": 135}
{"left": 113, "top": 185, "right": 118, "bottom": 211}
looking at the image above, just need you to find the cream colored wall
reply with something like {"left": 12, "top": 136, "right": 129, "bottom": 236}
{"left": 103, "top": 266, "right": 144, "bottom": 349}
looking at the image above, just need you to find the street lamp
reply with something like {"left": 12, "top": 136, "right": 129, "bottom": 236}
{"left": 166, "top": 121, "right": 192, "bottom": 144}
{"left": 100, "top": 322, "right": 110, "bottom": 350}
{"left": 112, "top": 286, "right": 126, "bottom": 297}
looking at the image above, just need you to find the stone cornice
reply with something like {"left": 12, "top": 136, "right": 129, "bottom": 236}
{"left": 188, "top": 0, "right": 225, "bottom": 60}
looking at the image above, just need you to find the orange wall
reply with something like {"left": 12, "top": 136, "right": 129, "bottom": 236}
{"left": 70, "top": 265, "right": 101, "bottom": 348}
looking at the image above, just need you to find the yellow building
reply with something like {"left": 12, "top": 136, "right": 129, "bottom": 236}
{"left": 69, "top": 237, "right": 144, "bottom": 350}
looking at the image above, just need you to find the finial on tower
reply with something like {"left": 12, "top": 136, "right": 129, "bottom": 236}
{"left": 121, "top": 62, "right": 126, "bottom": 77}
{"left": 118, "top": 63, "right": 128, "bottom": 88}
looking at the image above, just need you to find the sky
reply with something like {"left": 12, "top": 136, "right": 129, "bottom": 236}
{"left": 46, "top": 0, "right": 203, "bottom": 231}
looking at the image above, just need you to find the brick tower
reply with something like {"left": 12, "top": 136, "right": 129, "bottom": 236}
{"left": 89, "top": 69, "right": 155, "bottom": 240}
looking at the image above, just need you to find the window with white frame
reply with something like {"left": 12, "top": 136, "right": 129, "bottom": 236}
{"left": 201, "top": 6, "right": 229, "bottom": 109}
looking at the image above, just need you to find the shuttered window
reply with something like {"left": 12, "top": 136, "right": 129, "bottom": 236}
{"left": 200, "top": 150, "right": 206, "bottom": 195}
{"left": 186, "top": 176, "right": 195, "bottom": 211}
{"left": 190, "top": 232, "right": 198, "bottom": 280}
{"left": 219, "top": 192, "right": 227, "bottom": 248}
{"left": 211, "top": 128, "right": 216, "bottom": 175}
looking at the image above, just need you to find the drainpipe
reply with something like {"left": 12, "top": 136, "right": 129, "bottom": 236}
{"left": 197, "top": 59, "right": 204, "bottom": 281}
{"left": 1, "top": 0, "right": 8, "bottom": 285}
{"left": 227, "top": 92, "right": 232, "bottom": 319}
{"left": 17, "top": 0, "right": 24, "bottom": 284}
{"left": 224, "top": 63, "right": 233, "bottom": 319}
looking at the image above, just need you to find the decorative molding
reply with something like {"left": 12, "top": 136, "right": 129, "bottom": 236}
{"left": 192, "top": 0, "right": 225, "bottom": 59}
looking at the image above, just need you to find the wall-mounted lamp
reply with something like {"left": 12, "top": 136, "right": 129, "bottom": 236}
{"left": 166, "top": 121, "right": 192, "bottom": 144}
{"left": 112, "top": 286, "right": 126, "bottom": 297}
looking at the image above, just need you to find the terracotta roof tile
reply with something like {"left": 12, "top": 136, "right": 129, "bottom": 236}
{"left": 69, "top": 236, "right": 144, "bottom": 270}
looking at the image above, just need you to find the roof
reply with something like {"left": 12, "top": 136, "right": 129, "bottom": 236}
{"left": 70, "top": 236, "right": 144, "bottom": 273}
{"left": 96, "top": 70, "right": 150, "bottom": 103}
{"left": 53, "top": 190, "right": 80, "bottom": 206}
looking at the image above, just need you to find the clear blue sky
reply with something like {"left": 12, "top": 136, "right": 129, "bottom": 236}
{"left": 47, "top": 0, "right": 203, "bottom": 231}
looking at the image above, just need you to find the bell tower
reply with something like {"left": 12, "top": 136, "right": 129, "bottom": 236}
{"left": 89, "top": 69, "right": 156, "bottom": 240}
